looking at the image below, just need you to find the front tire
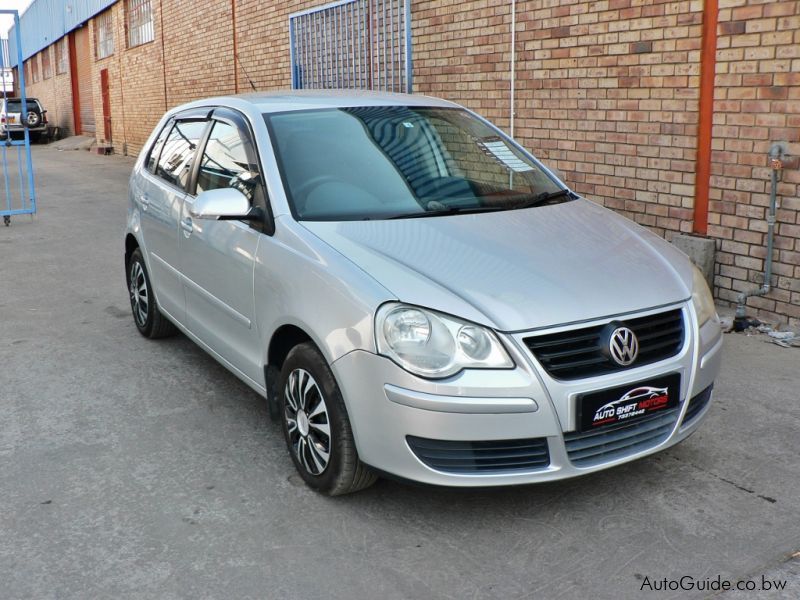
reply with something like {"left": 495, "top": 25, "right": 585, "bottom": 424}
{"left": 127, "top": 248, "right": 177, "bottom": 339}
{"left": 279, "top": 343, "right": 376, "bottom": 495}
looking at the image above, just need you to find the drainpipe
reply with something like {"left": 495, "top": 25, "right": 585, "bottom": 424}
{"left": 734, "top": 142, "right": 787, "bottom": 321}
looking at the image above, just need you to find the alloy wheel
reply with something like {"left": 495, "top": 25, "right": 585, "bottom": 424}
{"left": 284, "top": 368, "right": 331, "bottom": 475}
{"left": 129, "top": 261, "right": 149, "bottom": 327}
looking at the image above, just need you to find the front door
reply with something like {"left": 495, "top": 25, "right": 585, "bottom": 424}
{"left": 139, "top": 118, "right": 207, "bottom": 323}
{"left": 179, "top": 111, "right": 266, "bottom": 384}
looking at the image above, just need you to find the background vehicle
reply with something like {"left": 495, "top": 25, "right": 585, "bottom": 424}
{"left": 1, "top": 96, "right": 47, "bottom": 141}
{"left": 125, "top": 91, "right": 722, "bottom": 495}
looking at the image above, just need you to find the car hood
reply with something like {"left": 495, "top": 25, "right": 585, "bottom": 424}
{"left": 301, "top": 199, "right": 693, "bottom": 331}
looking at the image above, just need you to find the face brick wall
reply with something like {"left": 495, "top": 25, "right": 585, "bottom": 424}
{"left": 17, "top": 45, "right": 74, "bottom": 137}
{"left": 11, "top": 0, "right": 800, "bottom": 325}
{"left": 234, "top": 1, "right": 324, "bottom": 91}
{"left": 161, "top": 0, "right": 236, "bottom": 105}
{"left": 709, "top": 0, "right": 800, "bottom": 323}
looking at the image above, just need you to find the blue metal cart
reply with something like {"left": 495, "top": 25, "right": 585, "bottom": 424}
{"left": 0, "top": 9, "right": 36, "bottom": 227}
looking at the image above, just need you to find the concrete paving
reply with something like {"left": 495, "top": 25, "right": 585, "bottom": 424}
{"left": 1, "top": 147, "right": 799, "bottom": 600}
{"left": 48, "top": 135, "right": 97, "bottom": 152}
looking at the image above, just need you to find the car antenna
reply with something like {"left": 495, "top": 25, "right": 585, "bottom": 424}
{"left": 235, "top": 54, "right": 258, "bottom": 92}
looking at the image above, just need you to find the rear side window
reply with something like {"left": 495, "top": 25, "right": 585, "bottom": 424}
{"left": 155, "top": 120, "right": 207, "bottom": 190}
{"left": 145, "top": 121, "right": 171, "bottom": 173}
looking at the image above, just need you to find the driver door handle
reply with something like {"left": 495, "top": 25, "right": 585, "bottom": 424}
{"left": 139, "top": 194, "right": 150, "bottom": 210}
{"left": 180, "top": 216, "right": 193, "bottom": 235}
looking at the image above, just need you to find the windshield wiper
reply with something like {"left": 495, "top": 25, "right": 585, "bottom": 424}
{"left": 512, "top": 188, "right": 573, "bottom": 209}
{"left": 381, "top": 189, "right": 575, "bottom": 220}
{"left": 385, "top": 205, "right": 510, "bottom": 220}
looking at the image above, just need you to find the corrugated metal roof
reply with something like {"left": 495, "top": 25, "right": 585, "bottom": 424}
{"left": 7, "top": 0, "right": 117, "bottom": 67}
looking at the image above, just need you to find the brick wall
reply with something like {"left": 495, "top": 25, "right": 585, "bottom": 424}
{"left": 161, "top": 0, "right": 236, "bottom": 105}
{"left": 12, "top": 0, "right": 800, "bottom": 325}
{"left": 18, "top": 45, "right": 74, "bottom": 137}
{"left": 87, "top": 1, "right": 168, "bottom": 156}
{"left": 90, "top": 7, "right": 122, "bottom": 146}
{"left": 709, "top": 0, "right": 800, "bottom": 323}
{"left": 235, "top": 1, "right": 322, "bottom": 91}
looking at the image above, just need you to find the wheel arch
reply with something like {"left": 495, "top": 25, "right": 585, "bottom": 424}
{"left": 264, "top": 322, "right": 323, "bottom": 420}
{"left": 267, "top": 323, "right": 316, "bottom": 372}
{"left": 125, "top": 233, "right": 140, "bottom": 270}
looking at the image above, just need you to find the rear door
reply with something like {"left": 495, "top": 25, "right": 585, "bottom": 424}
{"left": 179, "top": 109, "right": 267, "bottom": 384}
{"left": 137, "top": 115, "right": 209, "bottom": 323}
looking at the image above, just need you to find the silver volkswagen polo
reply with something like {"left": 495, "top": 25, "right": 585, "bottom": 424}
{"left": 125, "top": 91, "right": 722, "bottom": 495}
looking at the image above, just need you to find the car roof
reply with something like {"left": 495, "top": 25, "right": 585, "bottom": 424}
{"left": 173, "top": 89, "right": 460, "bottom": 116}
{"left": 3, "top": 97, "right": 40, "bottom": 102}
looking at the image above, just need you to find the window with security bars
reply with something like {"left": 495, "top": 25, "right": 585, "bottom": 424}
{"left": 126, "top": 0, "right": 154, "bottom": 48}
{"left": 96, "top": 11, "right": 115, "bottom": 59}
{"left": 57, "top": 38, "right": 68, "bottom": 74}
{"left": 289, "top": 0, "right": 412, "bottom": 93}
{"left": 42, "top": 48, "right": 52, "bottom": 79}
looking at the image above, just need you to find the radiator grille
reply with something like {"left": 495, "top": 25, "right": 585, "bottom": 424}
{"left": 524, "top": 309, "right": 685, "bottom": 380}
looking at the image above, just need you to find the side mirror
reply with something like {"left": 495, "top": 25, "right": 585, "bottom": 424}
{"left": 190, "top": 187, "right": 255, "bottom": 221}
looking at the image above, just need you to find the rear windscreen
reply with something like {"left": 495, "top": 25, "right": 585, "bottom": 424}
{"left": 6, "top": 100, "right": 38, "bottom": 113}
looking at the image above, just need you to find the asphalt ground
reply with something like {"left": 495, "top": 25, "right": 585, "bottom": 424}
{"left": 1, "top": 146, "right": 798, "bottom": 599}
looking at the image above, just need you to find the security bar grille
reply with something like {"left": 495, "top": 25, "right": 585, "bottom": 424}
{"left": 290, "top": 0, "right": 412, "bottom": 93}
{"left": 96, "top": 10, "right": 115, "bottom": 59}
{"left": 127, "top": 0, "right": 154, "bottom": 48}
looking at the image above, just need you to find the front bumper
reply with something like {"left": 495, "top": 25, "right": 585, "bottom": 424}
{"left": 331, "top": 302, "right": 722, "bottom": 487}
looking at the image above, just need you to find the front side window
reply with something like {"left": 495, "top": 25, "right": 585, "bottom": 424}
{"left": 196, "top": 120, "right": 262, "bottom": 203}
{"left": 265, "top": 106, "right": 563, "bottom": 221}
{"left": 155, "top": 120, "right": 206, "bottom": 190}
{"left": 96, "top": 10, "right": 115, "bottom": 59}
{"left": 196, "top": 119, "right": 269, "bottom": 225}
{"left": 126, "top": 0, "right": 154, "bottom": 48}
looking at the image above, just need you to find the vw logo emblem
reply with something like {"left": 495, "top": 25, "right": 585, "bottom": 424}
{"left": 609, "top": 327, "right": 639, "bottom": 366}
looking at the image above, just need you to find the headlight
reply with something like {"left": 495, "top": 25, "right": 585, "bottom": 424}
{"left": 691, "top": 265, "right": 716, "bottom": 327}
{"left": 375, "top": 303, "right": 514, "bottom": 378}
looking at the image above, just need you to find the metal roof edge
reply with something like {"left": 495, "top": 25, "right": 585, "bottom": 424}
{"left": 7, "top": 0, "right": 117, "bottom": 67}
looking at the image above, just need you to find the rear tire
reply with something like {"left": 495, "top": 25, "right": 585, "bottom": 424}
{"left": 279, "top": 343, "right": 377, "bottom": 495}
{"left": 127, "top": 248, "right": 178, "bottom": 339}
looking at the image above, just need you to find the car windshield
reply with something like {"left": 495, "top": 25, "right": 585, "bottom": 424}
{"left": 264, "top": 106, "right": 567, "bottom": 221}
{"left": 6, "top": 100, "right": 38, "bottom": 113}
